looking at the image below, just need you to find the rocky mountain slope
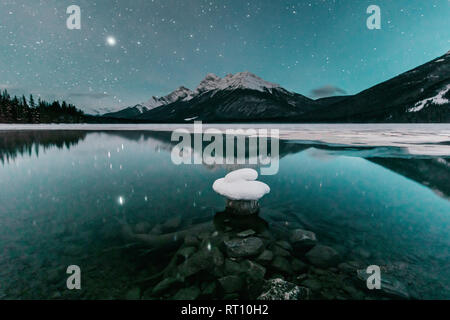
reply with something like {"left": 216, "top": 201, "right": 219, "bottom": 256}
{"left": 301, "top": 51, "right": 450, "bottom": 123}
{"left": 102, "top": 51, "right": 450, "bottom": 123}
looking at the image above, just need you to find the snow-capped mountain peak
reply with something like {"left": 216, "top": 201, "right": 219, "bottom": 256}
{"left": 109, "top": 72, "right": 284, "bottom": 116}
{"left": 105, "top": 71, "right": 290, "bottom": 117}
{"left": 142, "top": 86, "right": 194, "bottom": 110}
{"left": 220, "top": 71, "right": 281, "bottom": 92}
{"left": 195, "top": 73, "right": 222, "bottom": 94}
{"left": 142, "top": 96, "right": 163, "bottom": 110}
{"left": 135, "top": 104, "right": 149, "bottom": 114}
{"left": 161, "top": 86, "right": 194, "bottom": 103}
{"left": 194, "top": 72, "right": 281, "bottom": 94}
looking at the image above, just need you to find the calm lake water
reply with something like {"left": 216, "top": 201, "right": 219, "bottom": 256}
{"left": 0, "top": 125, "right": 449, "bottom": 300}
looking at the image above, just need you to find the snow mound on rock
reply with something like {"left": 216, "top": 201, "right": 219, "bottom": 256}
{"left": 212, "top": 168, "right": 270, "bottom": 201}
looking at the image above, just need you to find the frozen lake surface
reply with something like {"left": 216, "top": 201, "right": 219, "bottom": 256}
{"left": 1, "top": 123, "right": 449, "bottom": 157}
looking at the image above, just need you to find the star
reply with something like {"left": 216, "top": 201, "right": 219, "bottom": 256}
{"left": 106, "top": 36, "right": 117, "bottom": 46}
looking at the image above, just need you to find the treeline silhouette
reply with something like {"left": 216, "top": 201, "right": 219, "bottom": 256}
{"left": 0, "top": 90, "right": 85, "bottom": 123}
{"left": 0, "top": 130, "right": 87, "bottom": 164}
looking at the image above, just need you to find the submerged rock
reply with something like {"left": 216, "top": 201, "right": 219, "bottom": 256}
{"left": 226, "top": 200, "right": 261, "bottom": 215}
{"left": 178, "top": 246, "right": 222, "bottom": 278}
{"left": 134, "top": 221, "right": 151, "bottom": 234}
{"left": 237, "top": 229, "right": 256, "bottom": 238}
{"left": 305, "top": 245, "right": 340, "bottom": 268}
{"left": 218, "top": 275, "right": 244, "bottom": 293}
{"left": 184, "top": 235, "right": 200, "bottom": 247}
{"left": 223, "top": 293, "right": 240, "bottom": 300}
{"left": 343, "top": 284, "right": 365, "bottom": 300}
{"left": 276, "top": 240, "right": 293, "bottom": 252}
{"left": 150, "top": 224, "right": 163, "bottom": 235}
{"left": 300, "top": 278, "right": 322, "bottom": 292}
{"left": 201, "top": 282, "right": 217, "bottom": 298}
{"left": 47, "top": 266, "right": 64, "bottom": 284}
{"left": 289, "top": 229, "right": 317, "bottom": 251}
{"left": 173, "top": 286, "right": 201, "bottom": 300}
{"left": 271, "top": 256, "right": 292, "bottom": 274}
{"left": 291, "top": 259, "right": 308, "bottom": 273}
{"left": 272, "top": 245, "right": 291, "bottom": 258}
{"left": 338, "top": 261, "right": 362, "bottom": 273}
{"left": 172, "top": 240, "right": 225, "bottom": 280}
{"left": 257, "top": 278, "right": 310, "bottom": 300}
{"left": 211, "top": 247, "right": 225, "bottom": 267}
{"left": 176, "top": 246, "right": 197, "bottom": 260}
{"left": 162, "top": 217, "right": 182, "bottom": 232}
{"left": 355, "top": 247, "right": 372, "bottom": 259}
{"left": 125, "top": 287, "right": 141, "bottom": 300}
{"left": 224, "top": 259, "right": 242, "bottom": 275}
{"left": 256, "top": 250, "right": 274, "bottom": 265}
{"left": 152, "top": 277, "right": 183, "bottom": 296}
{"left": 240, "top": 260, "right": 266, "bottom": 280}
{"left": 224, "top": 237, "right": 264, "bottom": 258}
{"left": 178, "top": 253, "right": 208, "bottom": 278}
{"left": 356, "top": 269, "right": 410, "bottom": 299}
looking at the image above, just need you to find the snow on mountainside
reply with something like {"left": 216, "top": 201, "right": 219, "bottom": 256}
{"left": 194, "top": 73, "right": 222, "bottom": 94}
{"left": 194, "top": 72, "right": 282, "bottom": 94}
{"left": 104, "top": 72, "right": 285, "bottom": 117}
{"left": 136, "top": 72, "right": 314, "bottom": 122}
{"left": 145, "top": 72, "right": 282, "bottom": 107}
{"left": 102, "top": 104, "right": 149, "bottom": 119}
{"left": 405, "top": 52, "right": 450, "bottom": 113}
{"left": 102, "top": 51, "right": 450, "bottom": 123}
{"left": 408, "top": 84, "right": 450, "bottom": 112}
{"left": 135, "top": 104, "right": 149, "bottom": 113}
{"left": 104, "top": 86, "right": 194, "bottom": 118}
{"left": 142, "top": 86, "right": 194, "bottom": 110}
{"left": 302, "top": 50, "right": 450, "bottom": 122}
{"left": 89, "top": 106, "right": 123, "bottom": 115}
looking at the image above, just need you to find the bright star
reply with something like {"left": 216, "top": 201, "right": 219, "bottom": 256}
{"left": 106, "top": 36, "right": 117, "bottom": 46}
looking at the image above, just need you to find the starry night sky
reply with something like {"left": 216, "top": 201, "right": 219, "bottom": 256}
{"left": 0, "top": 0, "right": 449, "bottom": 113}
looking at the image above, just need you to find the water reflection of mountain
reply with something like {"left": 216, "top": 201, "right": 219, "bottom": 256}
{"left": 109, "top": 131, "right": 450, "bottom": 199}
{"left": 370, "top": 158, "right": 450, "bottom": 199}
{"left": 0, "top": 130, "right": 448, "bottom": 199}
{"left": 0, "top": 130, "right": 87, "bottom": 163}
{"left": 105, "top": 130, "right": 309, "bottom": 170}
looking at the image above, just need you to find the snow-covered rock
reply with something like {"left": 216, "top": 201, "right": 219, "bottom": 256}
{"left": 213, "top": 168, "right": 270, "bottom": 201}
{"left": 257, "top": 278, "right": 310, "bottom": 300}
{"left": 223, "top": 168, "right": 258, "bottom": 183}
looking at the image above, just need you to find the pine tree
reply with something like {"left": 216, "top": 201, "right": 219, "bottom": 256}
{"left": 29, "top": 94, "right": 35, "bottom": 108}
{"left": 0, "top": 91, "right": 84, "bottom": 123}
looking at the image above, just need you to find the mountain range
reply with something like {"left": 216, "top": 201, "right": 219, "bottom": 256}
{"left": 101, "top": 51, "right": 450, "bottom": 123}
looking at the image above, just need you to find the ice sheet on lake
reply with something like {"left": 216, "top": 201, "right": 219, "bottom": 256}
{"left": 1, "top": 123, "right": 449, "bottom": 157}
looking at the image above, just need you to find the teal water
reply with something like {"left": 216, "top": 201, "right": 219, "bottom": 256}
{"left": 0, "top": 130, "right": 449, "bottom": 299}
